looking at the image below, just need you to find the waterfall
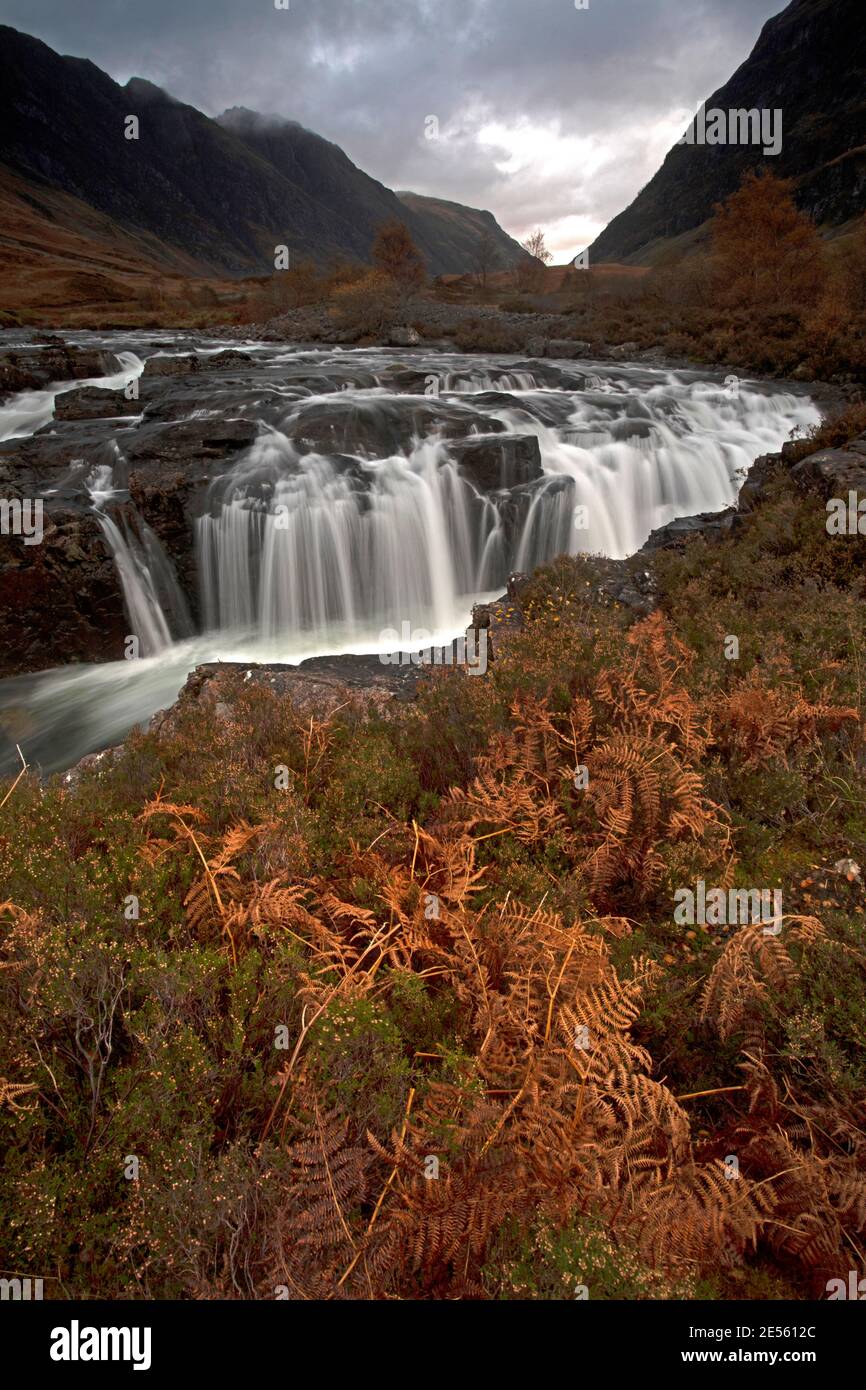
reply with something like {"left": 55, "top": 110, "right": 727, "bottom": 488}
{"left": 198, "top": 432, "right": 505, "bottom": 645}
{"left": 0, "top": 350, "right": 143, "bottom": 442}
{"left": 96, "top": 512, "right": 173, "bottom": 654}
{"left": 194, "top": 374, "right": 818, "bottom": 647}
{"left": 86, "top": 457, "right": 192, "bottom": 657}
{"left": 0, "top": 336, "right": 822, "bottom": 774}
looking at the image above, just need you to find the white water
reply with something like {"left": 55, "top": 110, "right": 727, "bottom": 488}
{"left": 0, "top": 339, "right": 820, "bottom": 773}
{"left": 0, "top": 351, "right": 143, "bottom": 441}
{"left": 85, "top": 458, "right": 192, "bottom": 657}
{"left": 198, "top": 435, "right": 503, "bottom": 642}
{"left": 193, "top": 371, "right": 817, "bottom": 645}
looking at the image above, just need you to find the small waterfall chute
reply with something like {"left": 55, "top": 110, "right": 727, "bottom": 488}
{"left": 86, "top": 456, "right": 192, "bottom": 656}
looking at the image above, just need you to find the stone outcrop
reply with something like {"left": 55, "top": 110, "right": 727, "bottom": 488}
{"left": 545, "top": 340, "right": 592, "bottom": 359}
{"left": 150, "top": 654, "right": 422, "bottom": 741}
{"left": 54, "top": 387, "right": 140, "bottom": 421}
{"left": 388, "top": 326, "right": 421, "bottom": 347}
{"left": 0, "top": 506, "right": 127, "bottom": 674}
{"left": 789, "top": 435, "right": 866, "bottom": 498}
{"left": 0, "top": 342, "right": 122, "bottom": 399}
{"left": 288, "top": 396, "right": 506, "bottom": 458}
{"left": 449, "top": 435, "right": 543, "bottom": 491}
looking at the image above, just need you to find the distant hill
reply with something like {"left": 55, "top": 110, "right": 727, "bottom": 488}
{"left": 0, "top": 25, "right": 526, "bottom": 279}
{"left": 589, "top": 0, "right": 866, "bottom": 265}
{"left": 396, "top": 192, "right": 531, "bottom": 274}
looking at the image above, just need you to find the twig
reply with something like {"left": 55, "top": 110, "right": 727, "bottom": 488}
{"left": 0, "top": 745, "right": 27, "bottom": 811}
{"left": 337, "top": 1087, "right": 415, "bottom": 1289}
{"left": 674, "top": 1084, "right": 747, "bottom": 1102}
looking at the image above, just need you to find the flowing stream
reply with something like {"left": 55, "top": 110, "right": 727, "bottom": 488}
{"left": 0, "top": 333, "right": 820, "bottom": 773}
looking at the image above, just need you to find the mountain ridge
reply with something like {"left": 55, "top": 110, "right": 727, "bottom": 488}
{"left": 588, "top": 0, "right": 866, "bottom": 265}
{"left": 0, "top": 24, "right": 528, "bottom": 278}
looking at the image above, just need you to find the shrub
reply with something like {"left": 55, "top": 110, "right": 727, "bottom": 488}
{"left": 329, "top": 269, "right": 400, "bottom": 338}
{"left": 454, "top": 316, "right": 524, "bottom": 352}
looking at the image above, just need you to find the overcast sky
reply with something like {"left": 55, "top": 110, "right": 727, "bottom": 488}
{"left": 0, "top": 0, "right": 785, "bottom": 260}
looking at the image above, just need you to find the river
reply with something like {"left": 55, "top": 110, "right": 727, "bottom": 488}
{"left": 0, "top": 332, "right": 820, "bottom": 773}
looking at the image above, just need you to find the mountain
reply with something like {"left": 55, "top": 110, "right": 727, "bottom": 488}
{"left": 0, "top": 25, "right": 526, "bottom": 278}
{"left": 396, "top": 192, "right": 530, "bottom": 274}
{"left": 589, "top": 0, "right": 866, "bottom": 265}
{"left": 218, "top": 109, "right": 530, "bottom": 275}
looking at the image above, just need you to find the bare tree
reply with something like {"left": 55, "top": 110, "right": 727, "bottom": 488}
{"left": 517, "top": 228, "right": 553, "bottom": 293}
{"left": 371, "top": 221, "right": 426, "bottom": 294}
{"left": 521, "top": 228, "right": 553, "bottom": 265}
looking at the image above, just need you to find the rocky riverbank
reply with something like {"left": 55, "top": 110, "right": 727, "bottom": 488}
{"left": 209, "top": 300, "right": 861, "bottom": 400}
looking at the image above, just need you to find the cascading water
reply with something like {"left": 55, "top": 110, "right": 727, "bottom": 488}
{"left": 191, "top": 369, "right": 818, "bottom": 647}
{"left": 198, "top": 433, "right": 504, "bottom": 644}
{"left": 86, "top": 458, "right": 193, "bottom": 657}
{"left": 0, "top": 334, "right": 822, "bottom": 773}
{"left": 0, "top": 350, "right": 143, "bottom": 442}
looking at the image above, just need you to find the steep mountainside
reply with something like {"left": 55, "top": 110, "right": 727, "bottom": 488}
{"left": 0, "top": 29, "right": 347, "bottom": 274}
{"left": 0, "top": 162, "right": 208, "bottom": 324}
{"left": 397, "top": 192, "right": 530, "bottom": 273}
{"left": 0, "top": 25, "right": 525, "bottom": 277}
{"left": 589, "top": 0, "right": 866, "bottom": 264}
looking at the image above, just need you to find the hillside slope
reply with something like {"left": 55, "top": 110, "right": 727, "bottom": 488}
{"left": 589, "top": 0, "right": 866, "bottom": 264}
{"left": 397, "top": 191, "right": 530, "bottom": 273}
{"left": 218, "top": 109, "right": 529, "bottom": 273}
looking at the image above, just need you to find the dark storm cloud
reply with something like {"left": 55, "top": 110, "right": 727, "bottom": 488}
{"left": 0, "top": 0, "right": 785, "bottom": 256}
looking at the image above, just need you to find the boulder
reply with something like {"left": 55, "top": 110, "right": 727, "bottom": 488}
{"left": 449, "top": 435, "right": 543, "bottom": 492}
{"left": 54, "top": 387, "right": 141, "bottom": 421}
{"left": 201, "top": 350, "right": 254, "bottom": 371}
{"left": 142, "top": 354, "right": 202, "bottom": 378}
{"left": 0, "top": 344, "right": 122, "bottom": 398}
{"left": 388, "top": 326, "right": 421, "bottom": 347}
{"left": 609, "top": 342, "right": 641, "bottom": 359}
{"left": 152, "top": 655, "right": 421, "bottom": 739}
{"left": 642, "top": 508, "right": 740, "bottom": 550}
{"left": 790, "top": 438, "right": 866, "bottom": 499}
{"left": 547, "top": 339, "right": 592, "bottom": 359}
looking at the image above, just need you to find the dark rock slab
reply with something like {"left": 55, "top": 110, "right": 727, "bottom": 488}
{"left": 790, "top": 437, "right": 866, "bottom": 499}
{"left": 142, "top": 354, "right": 202, "bottom": 378}
{"left": 547, "top": 339, "right": 592, "bottom": 359}
{"left": 150, "top": 654, "right": 423, "bottom": 740}
{"left": 287, "top": 396, "right": 506, "bottom": 458}
{"left": 125, "top": 415, "right": 259, "bottom": 470}
{"left": 202, "top": 350, "right": 254, "bottom": 371}
{"left": 449, "top": 434, "right": 543, "bottom": 492}
{"left": 0, "top": 508, "right": 126, "bottom": 677}
{"left": 54, "top": 387, "right": 141, "bottom": 421}
{"left": 642, "top": 508, "right": 741, "bottom": 550}
{"left": 0, "top": 343, "right": 122, "bottom": 398}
